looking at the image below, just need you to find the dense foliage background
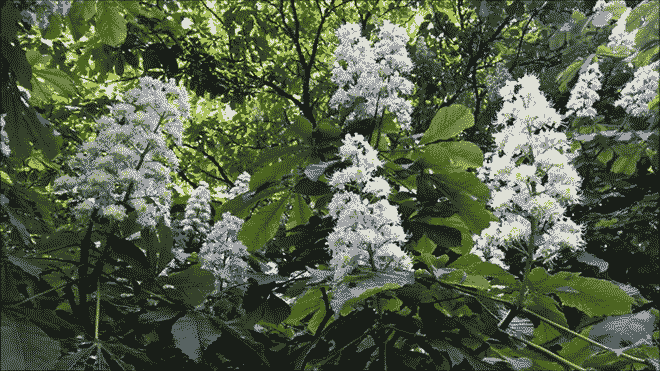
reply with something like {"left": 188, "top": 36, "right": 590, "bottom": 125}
{"left": 1, "top": 0, "right": 658, "bottom": 370}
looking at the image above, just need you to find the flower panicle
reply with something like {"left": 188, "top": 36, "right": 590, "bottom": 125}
{"left": 325, "top": 133, "right": 413, "bottom": 286}
{"left": 52, "top": 76, "right": 191, "bottom": 230}
{"left": 474, "top": 73, "right": 587, "bottom": 270}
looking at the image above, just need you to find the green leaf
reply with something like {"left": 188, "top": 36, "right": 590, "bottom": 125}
{"left": 431, "top": 170, "right": 491, "bottom": 204}
{"left": 237, "top": 195, "right": 290, "bottom": 251}
{"left": 420, "top": 105, "right": 474, "bottom": 144}
{"left": 315, "top": 119, "right": 342, "bottom": 140}
{"left": 3, "top": 42, "right": 32, "bottom": 91}
{"left": 42, "top": 13, "right": 63, "bottom": 40}
{"left": 604, "top": 0, "right": 628, "bottom": 20}
{"left": 163, "top": 264, "right": 216, "bottom": 307}
{"left": 331, "top": 270, "right": 415, "bottom": 317}
{"left": 611, "top": 155, "right": 637, "bottom": 175}
{"left": 1, "top": 311, "right": 61, "bottom": 371}
{"left": 215, "top": 317, "right": 271, "bottom": 366}
{"left": 596, "top": 44, "right": 633, "bottom": 58}
{"left": 217, "top": 183, "right": 288, "bottom": 220}
{"left": 413, "top": 234, "right": 437, "bottom": 255}
{"left": 74, "top": 1, "right": 97, "bottom": 21}
{"left": 632, "top": 41, "right": 660, "bottom": 68}
{"left": 626, "top": 0, "right": 658, "bottom": 32}
{"left": 649, "top": 94, "right": 659, "bottom": 112}
{"left": 587, "top": 310, "right": 656, "bottom": 358}
{"left": 115, "top": 210, "right": 142, "bottom": 239}
{"left": 286, "top": 193, "right": 312, "bottom": 230}
{"left": 25, "top": 50, "right": 51, "bottom": 67}
{"left": 527, "top": 268, "right": 635, "bottom": 316}
{"left": 597, "top": 147, "right": 614, "bottom": 165}
{"left": 306, "top": 302, "right": 328, "bottom": 335}
{"left": 294, "top": 177, "right": 332, "bottom": 195}
{"left": 34, "top": 230, "right": 79, "bottom": 254}
{"left": 1, "top": 170, "right": 12, "bottom": 186}
{"left": 527, "top": 293, "right": 568, "bottom": 343}
{"left": 420, "top": 142, "right": 453, "bottom": 169}
{"left": 448, "top": 141, "right": 484, "bottom": 169}
{"left": 138, "top": 307, "right": 182, "bottom": 324}
{"left": 107, "top": 236, "right": 151, "bottom": 281}
{"left": 97, "top": 3, "right": 127, "bottom": 47}
{"left": 449, "top": 254, "right": 518, "bottom": 286}
{"left": 557, "top": 325, "right": 596, "bottom": 366}
{"left": 378, "top": 112, "right": 400, "bottom": 134}
{"left": 285, "top": 287, "right": 325, "bottom": 326}
{"left": 286, "top": 115, "right": 313, "bottom": 143}
{"left": 249, "top": 156, "right": 298, "bottom": 191}
{"left": 66, "top": 1, "right": 94, "bottom": 42}
{"left": 489, "top": 345, "right": 563, "bottom": 371}
{"left": 31, "top": 68, "right": 76, "bottom": 101}
{"left": 429, "top": 171, "right": 497, "bottom": 236}
{"left": 144, "top": 221, "right": 175, "bottom": 277}
{"left": 252, "top": 144, "right": 305, "bottom": 170}
{"left": 439, "top": 269, "right": 491, "bottom": 291}
{"left": 417, "top": 215, "right": 472, "bottom": 255}
{"left": 14, "top": 184, "right": 57, "bottom": 232}
{"left": 416, "top": 252, "right": 446, "bottom": 270}
{"left": 549, "top": 30, "right": 566, "bottom": 50}
{"left": 258, "top": 321, "right": 295, "bottom": 339}
{"left": 379, "top": 296, "right": 403, "bottom": 312}
{"left": 556, "top": 58, "right": 584, "bottom": 93}
{"left": 258, "top": 294, "right": 292, "bottom": 325}
{"left": 1, "top": 203, "right": 35, "bottom": 248}
{"left": 171, "top": 312, "right": 221, "bottom": 363}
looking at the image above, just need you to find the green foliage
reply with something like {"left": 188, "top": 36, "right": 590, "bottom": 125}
{"left": 0, "top": 0, "right": 657, "bottom": 370}
{"left": 527, "top": 268, "right": 636, "bottom": 317}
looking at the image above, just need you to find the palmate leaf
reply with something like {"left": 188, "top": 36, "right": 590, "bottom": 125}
{"left": 286, "top": 192, "right": 312, "bottom": 230}
{"left": 237, "top": 193, "right": 290, "bottom": 252}
{"left": 171, "top": 312, "right": 221, "bottom": 363}
{"left": 284, "top": 286, "right": 325, "bottom": 327}
{"left": 249, "top": 154, "right": 299, "bottom": 192}
{"left": 416, "top": 215, "right": 475, "bottom": 255}
{"left": 30, "top": 68, "right": 77, "bottom": 103}
{"left": 1, "top": 311, "right": 61, "bottom": 370}
{"left": 527, "top": 268, "right": 636, "bottom": 317}
{"left": 330, "top": 270, "right": 415, "bottom": 319}
{"left": 162, "top": 264, "right": 216, "bottom": 307}
{"left": 587, "top": 310, "right": 656, "bottom": 356}
{"left": 448, "top": 254, "right": 518, "bottom": 287}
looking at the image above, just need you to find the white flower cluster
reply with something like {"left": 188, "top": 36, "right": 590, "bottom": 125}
{"left": 116, "top": 76, "right": 190, "bottom": 147}
{"left": 15, "top": 0, "right": 72, "bottom": 31}
{"left": 614, "top": 62, "right": 660, "bottom": 117}
{"left": 325, "top": 133, "right": 413, "bottom": 284}
{"left": 474, "top": 74, "right": 586, "bottom": 269}
{"left": 606, "top": 6, "right": 638, "bottom": 51}
{"left": 330, "top": 20, "right": 414, "bottom": 131}
{"left": 0, "top": 114, "right": 10, "bottom": 157}
{"left": 566, "top": 60, "right": 603, "bottom": 118}
{"left": 173, "top": 181, "right": 212, "bottom": 251}
{"left": 485, "top": 62, "right": 514, "bottom": 104}
{"left": 216, "top": 171, "right": 251, "bottom": 200}
{"left": 592, "top": 0, "right": 609, "bottom": 12}
{"left": 199, "top": 211, "right": 251, "bottom": 295}
{"left": 53, "top": 77, "right": 190, "bottom": 229}
{"left": 181, "top": 172, "right": 272, "bottom": 294}
{"left": 328, "top": 133, "right": 387, "bottom": 194}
